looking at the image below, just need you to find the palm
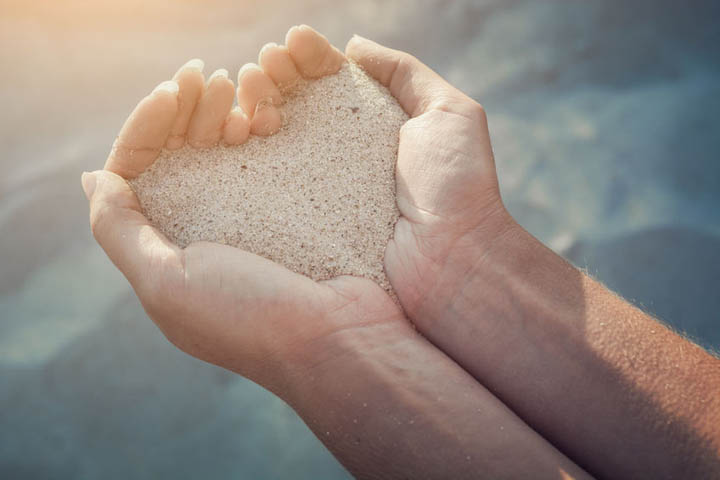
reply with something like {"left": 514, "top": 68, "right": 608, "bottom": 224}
{"left": 384, "top": 108, "right": 502, "bottom": 313}
{"left": 141, "top": 240, "right": 399, "bottom": 383}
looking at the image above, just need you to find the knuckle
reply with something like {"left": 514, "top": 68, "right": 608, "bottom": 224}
{"left": 393, "top": 52, "right": 416, "bottom": 81}
{"left": 89, "top": 201, "right": 113, "bottom": 240}
{"left": 396, "top": 51, "right": 415, "bottom": 66}
{"left": 428, "top": 96, "right": 487, "bottom": 126}
{"left": 470, "top": 101, "right": 487, "bottom": 121}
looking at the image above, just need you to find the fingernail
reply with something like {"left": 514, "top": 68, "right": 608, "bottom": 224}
{"left": 260, "top": 42, "right": 278, "bottom": 54}
{"left": 255, "top": 96, "right": 276, "bottom": 114}
{"left": 209, "top": 68, "right": 229, "bottom": 81}
{"left": 81, "top": 171, "right": 97, "bottom": 201}
{"left": 182, "top": 58, "right": 205, "bottom": 72}
{"left": 286, "top": 25, "right": 300, "bottom": 42}
{"left": 298, "top": 24, "right": 313, "bottom": 32}
{"left": 258, "top": 44, "right": 275, "bottom": 64}
{"left": 153, "top": 80, "right": 179, "bottom": 95}
{"left": 238, "top": 63, "right": 260, "bottom": 80}
{"left": 253, "top": 99, "right": 282, "bottom": 135}
{"left": 352, "top": 33, "right": 368, "bottom": 41}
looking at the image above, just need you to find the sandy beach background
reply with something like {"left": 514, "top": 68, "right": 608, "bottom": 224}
{"left": 1, "top": 0, "right": 718, "bottom": 478}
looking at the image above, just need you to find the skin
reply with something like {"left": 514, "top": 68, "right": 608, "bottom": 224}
{"left": 345, "top": 36, "right": 720, "bottom": 479}
{"left": 166, "top": 58, "right": 205, "bottom": 150}
{"left": 84, "top": 25, "right": 720, "bottom": 479}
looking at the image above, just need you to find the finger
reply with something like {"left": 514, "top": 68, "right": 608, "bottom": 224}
{"left": 223, "top": 106, "right": 251, "bottom": 145}
{"left": 82, "top": 170, "right": 183, "bottom": 291}
{"left": 286, "top": 24, "right": 345, "bottom": 78}
{"left": 250, "top": 100, "right": 283, "bottom": 136}
{"left": 105, "top": 80, "right": 179, "bottom": 179}
{"left": 258, "top": 42, "right": 301, "bottom": 88}
{"left": 187, "top": 69, "right": 235, "bottom": 148}
{"left": 166, "top": 58, "right": 205, "bottom": 150}
{"left": 345, "top": 35, "right": 480, "bottom": 119}
{"left": 237, "top": 63, "right": 283, "bottom": 117}
{"left": 236, "top": 63, "right": 283, "bottom": 136}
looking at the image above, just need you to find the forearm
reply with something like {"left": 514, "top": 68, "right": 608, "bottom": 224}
{"left": 415, "top": 220, "right": 720, "bottom": 478}
{"left": 276, "top": 313, "right": 589, "bottom": 480}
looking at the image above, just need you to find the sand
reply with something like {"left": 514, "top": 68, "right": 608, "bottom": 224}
{"left": 129, "top": 62, "right": 408, "bottom": 293}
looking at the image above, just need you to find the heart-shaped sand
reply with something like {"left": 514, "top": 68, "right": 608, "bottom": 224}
{"left": 129, "top": 62, "right": 407, "bottom": 292}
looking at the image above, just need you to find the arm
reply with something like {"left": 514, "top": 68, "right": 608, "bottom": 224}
{"left": 83, "top": 39, "right": 590, "bottom": 478}
{"left": 410, "top": 218, "right": 720, "bottom": 479}
{"left": 84, "top": 171, "right": 589, "bottom": 480}
{"left": 342, "top": 34, "right": 720, "bottom": 479}
{"left": 280, "top": 289, "right": 591, "bottom": 480}
{"left": 277, "top": 284, "right": 591, "bottom": 480}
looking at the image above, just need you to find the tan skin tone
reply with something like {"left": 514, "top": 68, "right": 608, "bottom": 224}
{"left": 82, "top": 25, "right": 720, "bottom": 479}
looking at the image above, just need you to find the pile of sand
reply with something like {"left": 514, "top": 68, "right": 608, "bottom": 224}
{"left": 129, "top": 62, "right": 407, "bottom": 293}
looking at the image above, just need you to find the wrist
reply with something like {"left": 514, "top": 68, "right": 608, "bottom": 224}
{"left": 267, "top": 278, "right": 410, "bottom": 398}
{"left": 274, "top": 311, "right": 416, "bottom": 425}
{"left": 403, "top": 203, "right": 521, "bottom": 319}
{"left": 408, "top": 206, "right": 586, "bottom": 350}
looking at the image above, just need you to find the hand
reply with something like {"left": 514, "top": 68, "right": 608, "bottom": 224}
{"left": 83, "top": 28, "right": 512, "bottom": 389}
{"left": 344, "top": 37, "right": 720, "bottom": 480}
{"left": 82, "top": 27, "right": 406, "bottom": 391}
{"left": 82, "top": 27, "right": 599, "bottom": 479}
{"left": 345, "top": 36, "right": 516, "bottom": 316}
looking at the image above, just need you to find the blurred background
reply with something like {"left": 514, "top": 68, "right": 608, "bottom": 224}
{"left": 1, "top": 0, "right": 719, "bottom": 478}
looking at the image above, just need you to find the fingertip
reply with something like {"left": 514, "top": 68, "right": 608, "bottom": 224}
{"left": 237, "top": 63, "right": 282, "bottom": 120}
{"left": 284, "top": 25, "right": 300, "bottom": 47}
{"left": 153, "top": 80, "right": 180, "bottom": 95}
{"left": 209, "top": 68, "right": 230, "bottom": 83}
{"left": 250, "top": 102, "right": 282, "bottom": 136}
{"left": 237, "top": 63, "right": 265, "bottom": 91}
{"left": 286, "top": 24, "right": 344, "bottom": 78}
{"left": 105, "top": 86, "right": 179, "bottom": 179}
{"left": 179, "top": 58, "right": 205, "bottom": 73}
{"left": 92, "top": 169, "right": 128, "bottom": 197}
{"left": 259, "top": 42, "right": 301, "bottom": 89}
{"left": 81, "top": 171, "right": 97, "bottom": 201}
{"left": 259, "top": 41, "right": 279, "bottom": 57}
{"left": 168, "top": 61, "right": 206, "bottom": 150}
{"left": 342, "top": 35, "right": 469, "bottom": 117}
{"left": 172, "top": 59, "right": 205, "bottom": 85}
{"left": 223, "top": 106, "right": 251, "bottom": 145}
{"left": 345, "top": 33, "right": 370, "bottom": 56}
{"left": 187, "top": 68, "right": 235, "bottom": 148}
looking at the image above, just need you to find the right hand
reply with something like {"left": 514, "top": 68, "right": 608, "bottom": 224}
{"left": 346, "top": 36, "right": 517, "bottom": 316}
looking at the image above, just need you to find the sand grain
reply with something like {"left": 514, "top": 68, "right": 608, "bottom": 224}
{"left": 130, "top": 62, "right": 407, "bottom": 293}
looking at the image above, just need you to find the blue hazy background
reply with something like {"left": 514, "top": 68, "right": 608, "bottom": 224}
{"left": 1, "top": 0, "right": 719, "bottom": 478}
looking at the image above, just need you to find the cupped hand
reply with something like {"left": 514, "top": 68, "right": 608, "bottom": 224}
{"left": 84, "top": 28, "right": 514, "bottom": 388}
{"left": 83, "top": 27, "right": 405, "bottom": 391}
{"left": 345, "top": 36, "right": 515, "bottom": 317}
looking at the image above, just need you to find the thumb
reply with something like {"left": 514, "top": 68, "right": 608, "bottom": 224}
{"left": 345, "top": 35, "right": 482, "bottom": 119}
{"left": 82, "top": 170, "right": 182, "bottom": 290}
